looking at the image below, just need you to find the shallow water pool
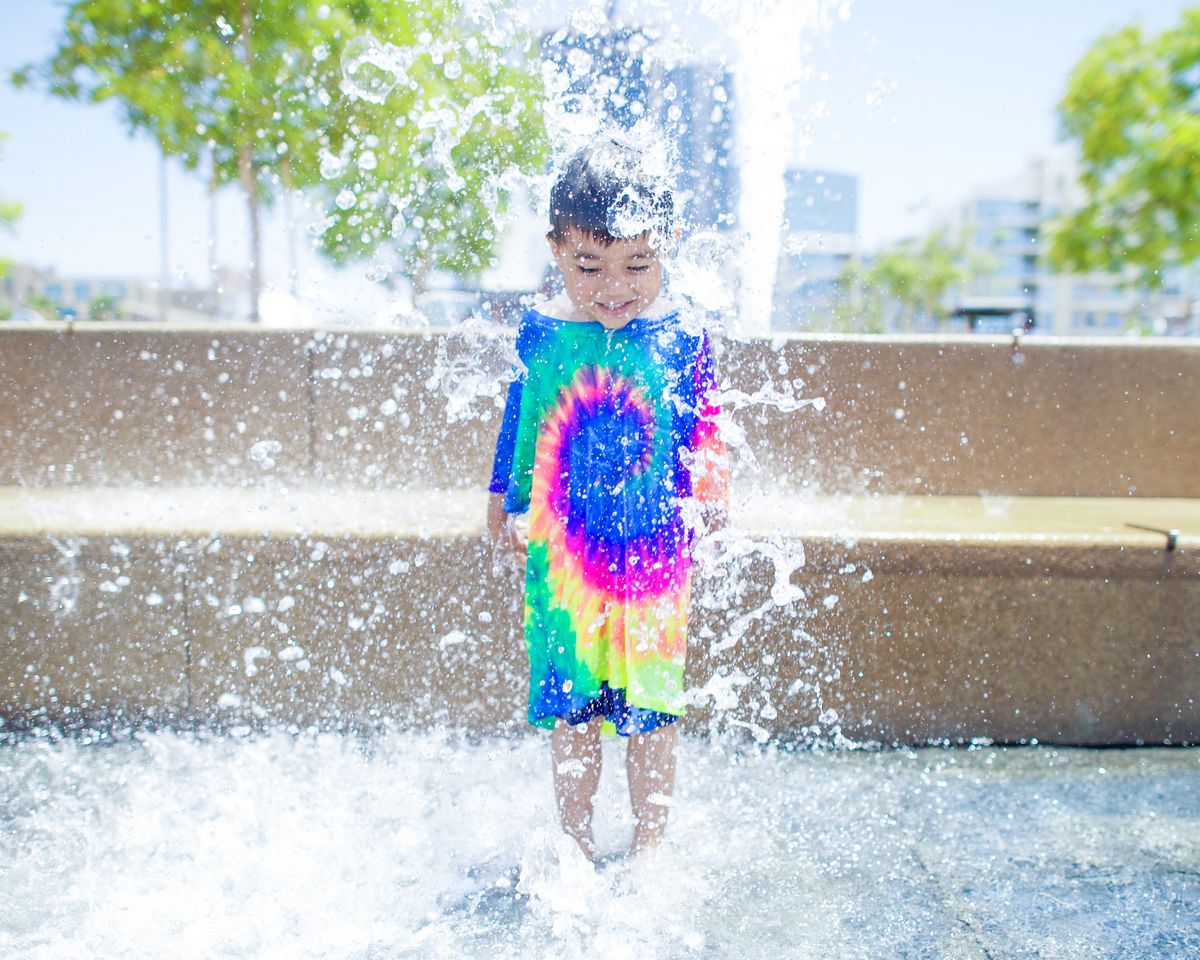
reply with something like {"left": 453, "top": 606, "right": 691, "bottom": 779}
{"left": 1, "top": 729, "right": 1197, "bottom": 959}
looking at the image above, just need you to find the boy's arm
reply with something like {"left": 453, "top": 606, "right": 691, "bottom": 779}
{"left": 486, "top": 380, "right": 528, "bottom": 559}
{"left": 486, "top": 321, "right": 532, "bottom": 556}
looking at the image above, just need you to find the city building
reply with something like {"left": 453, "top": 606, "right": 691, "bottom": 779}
{"left": 940, "top": 147, "right": 1198, "bottom": 335}
{"left": 539, "top": 27, "right": 653, "bottom": 130}
{"left": 0, "top": 262, "right": 252, "bottom": 323}
{"left": 660, "top": 62, "right": 737, "bottom": 232}
{"left": 772, "top": 167, "right": 858, "bottom": 331}
{"left": 2, "top": 263, "right": 137, "bottom": 321}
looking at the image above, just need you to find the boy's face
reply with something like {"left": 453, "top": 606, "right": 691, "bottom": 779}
{"left": 548, "top": 226, "right": 663, "bottom": 329}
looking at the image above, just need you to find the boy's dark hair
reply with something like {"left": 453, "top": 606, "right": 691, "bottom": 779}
{"left": 548, "top": 140, "right": 676, "bottom": 247}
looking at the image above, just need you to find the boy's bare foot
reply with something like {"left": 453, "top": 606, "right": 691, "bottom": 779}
{"left": 552, "top": 718, "right": 603, "bottom": 861}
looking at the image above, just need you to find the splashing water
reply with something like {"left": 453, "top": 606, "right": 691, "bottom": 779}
{"left": 2, "top": 729, "right": 1196, "bottom": 959}
{"left": 727, "top": 0, "right": 843, "bottom": 336}
{"left": 340, "top": 35, "right": 417, "bottom": 105}
{"left": 426, "top": 315, "right": 523, "bottom": 423}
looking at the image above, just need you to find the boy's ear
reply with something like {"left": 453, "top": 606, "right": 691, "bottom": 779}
{"left": 546, "top": 233, "right": 568, "bottom": 267}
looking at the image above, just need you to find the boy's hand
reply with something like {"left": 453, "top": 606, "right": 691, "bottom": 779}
{"left": 702, "top": 502, "right": 730, "bottom": 535}
{"left": 487, "top": 492, "right": 527, "bottom": 563}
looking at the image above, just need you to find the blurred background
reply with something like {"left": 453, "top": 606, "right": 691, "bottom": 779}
{"left": 1, "top": 0, "right": 1197, "bottom": 336}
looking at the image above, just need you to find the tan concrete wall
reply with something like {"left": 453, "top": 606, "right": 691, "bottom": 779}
{"left": 2, "top": 325, "right": 1197, "bottom": 743}
{"left": 1, "top": 326, "right": 313, "bottom": 486}
{"left": 3, "top": 530, "right": 1196, "bottom": 744}
{"left": 725, "top": 336, "right": 1200, "bottom": 498}
{"left": 0, "top": 538, "right": 188, "bottom": 720}
{"left": 4, "top": 325, "right": 1199, "bottom": 496}
{"left": 697, "top": 538, "right": 1200, "bottom": 745}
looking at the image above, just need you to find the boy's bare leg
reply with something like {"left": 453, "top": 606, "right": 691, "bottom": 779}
{"left": 551, "top": 717, "right": 603, "bottom": 860}
{"left": 626, "top": 723, "right": 678, "bottom": 856}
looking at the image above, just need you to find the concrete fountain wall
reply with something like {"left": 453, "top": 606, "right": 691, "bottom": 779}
{"left": 2, "top": 323, "right": 1197, "bottom": 744}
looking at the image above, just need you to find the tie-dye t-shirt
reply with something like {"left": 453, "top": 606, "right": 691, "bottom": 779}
{"left": 490, "top": 307, "right": 728, "bottom": 731}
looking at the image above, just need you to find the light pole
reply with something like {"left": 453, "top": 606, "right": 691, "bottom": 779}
{"left": 159, "top": 151, "right": 169, "bottom": 324}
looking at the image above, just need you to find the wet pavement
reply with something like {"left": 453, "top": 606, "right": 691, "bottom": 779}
{"left": 0, "top": 730, "right": 1196, "bottom": 958}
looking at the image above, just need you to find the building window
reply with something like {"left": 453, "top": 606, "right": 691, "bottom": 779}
{"left": 977, "top": 199, "right": 1039, "bottom": 223}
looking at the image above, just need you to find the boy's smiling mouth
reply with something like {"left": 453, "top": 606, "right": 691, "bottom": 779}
{"left": 597, "top": 299, "right": 636, "bottom": 316}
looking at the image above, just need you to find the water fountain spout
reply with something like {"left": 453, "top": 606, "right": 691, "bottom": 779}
{"left": 1125, "top": 523, "right": 1181, "bottom": 551}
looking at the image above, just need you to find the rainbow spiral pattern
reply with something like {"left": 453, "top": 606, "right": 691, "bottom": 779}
{"left": 492, "top": 309, "right": 727, "bottom": 730}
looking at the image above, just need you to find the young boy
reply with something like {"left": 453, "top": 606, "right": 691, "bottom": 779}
{"left": 487, "top": 141, "right": 728, "bottom": 860}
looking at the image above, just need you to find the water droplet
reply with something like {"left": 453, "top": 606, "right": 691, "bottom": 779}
{"left": 341, "top": 35, "right": 399, "bottom": 104}
{"left": 250, "top": 439, "right": 282, "bottom": 470}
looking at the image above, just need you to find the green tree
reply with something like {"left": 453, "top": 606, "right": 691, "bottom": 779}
{"left": 15, "top": 1, "right": 545, "bottom": 314}
{"left": 88, "top": 293, "right": 121, "bottom": 321}
{"left": 837, "top": 228, "right": 979, "bottom": 332}
{"left": 1048, "top": 7, "right": 1200, "bottom": 283}
{"left": 0, "top": 133, "right": 22, "bottom": 280}
{"left": 15, "top": 1, "right": 321, "bottom": 319}
{"left": 831, "top": 259, "right": 884, "bottom": 333}
{"left": 315, "top": 22, "right": 546, "bottom": 289}
{"left": 25, "top": 293, "right": 59, "bottom": 321}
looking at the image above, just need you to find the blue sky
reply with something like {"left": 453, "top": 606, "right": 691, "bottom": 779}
{"left": 0, "top": 0, "right": 1194, "bottom": 286}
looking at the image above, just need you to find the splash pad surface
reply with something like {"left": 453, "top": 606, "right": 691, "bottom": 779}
{"left": 2, "top": 729, "right": 1197, "bottom": 959}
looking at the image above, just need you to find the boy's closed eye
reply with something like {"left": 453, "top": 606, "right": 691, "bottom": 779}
{"left": 575, "top": 265, "right": 653, "bottom": 275}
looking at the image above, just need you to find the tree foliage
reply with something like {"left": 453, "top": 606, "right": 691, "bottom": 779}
{"left": 314, "top": 8, "right": 546, "bottom": 285}
{"left": 836, "top": 228, "right": 980, "bottom": 332}
{"left": 1048, "top": 7, "right": 1200, "bottom": 282}
{"left": 14, "top": 1, "right": 546, "bottom": 304}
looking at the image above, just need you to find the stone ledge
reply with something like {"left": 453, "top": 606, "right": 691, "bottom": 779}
{"left": 2, "top": 488, "right": 1196, "bottom": 745}
{"left": 3, "top": 485, "right": 1197, "bottom": 544}
{"left": 4, "top": 486, "right": 1197, "bottom": 586}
